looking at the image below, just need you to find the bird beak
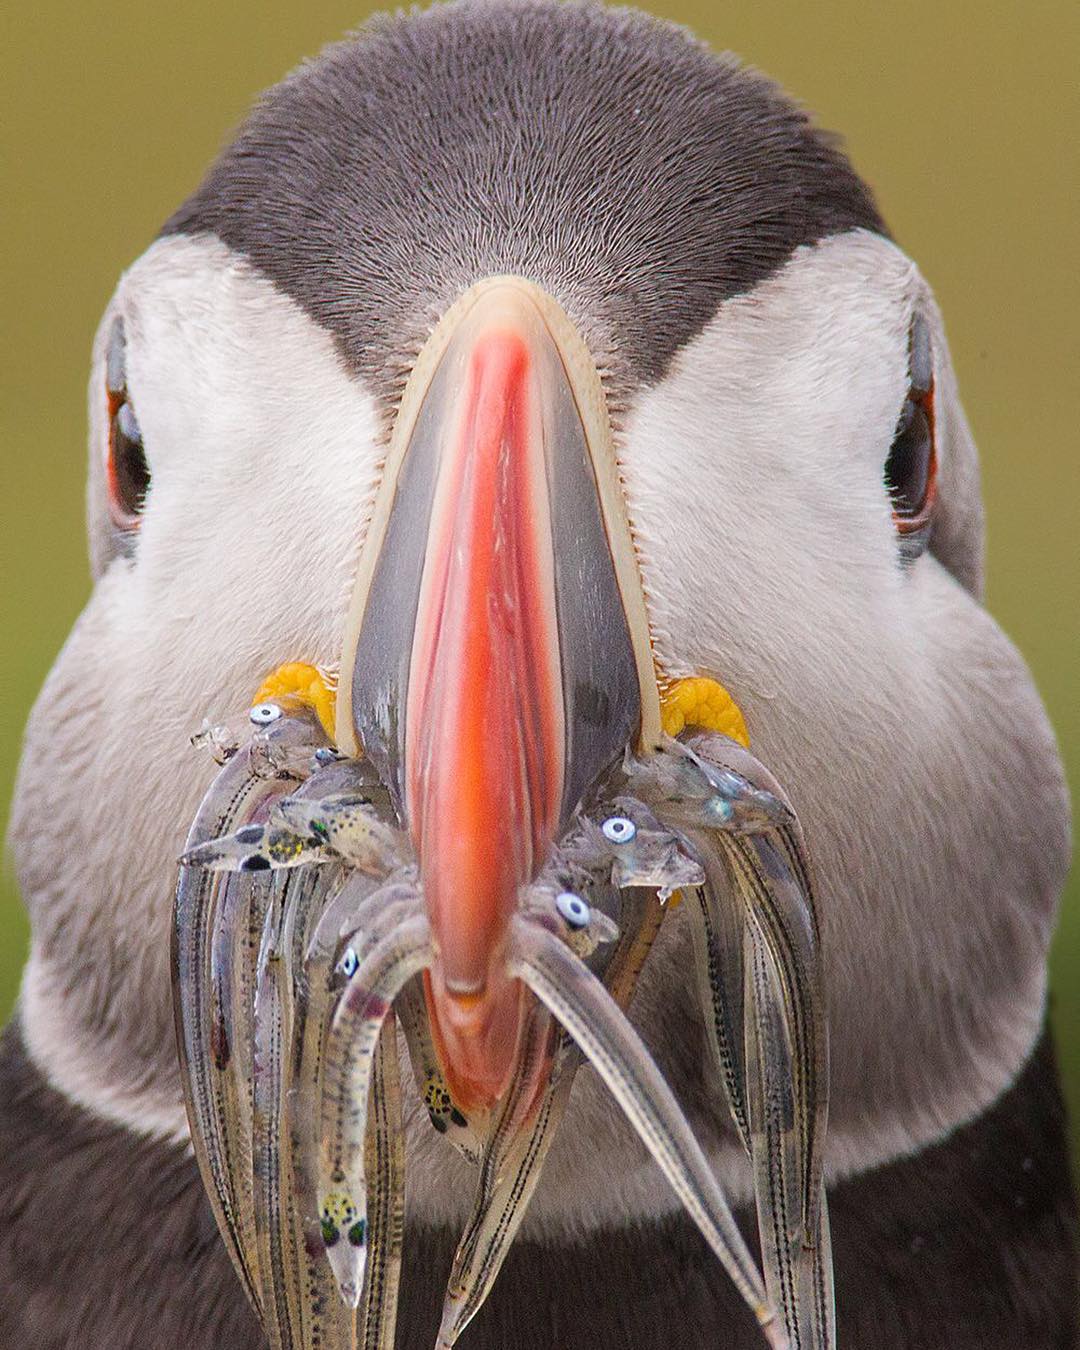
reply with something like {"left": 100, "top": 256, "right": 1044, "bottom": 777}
{"left": 337, "top": 277, "right": 659, "bottom": 1110}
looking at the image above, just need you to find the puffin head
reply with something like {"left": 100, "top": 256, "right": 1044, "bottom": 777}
{"left": 10, "top": 0, "right": 1068, "bottom": 1231}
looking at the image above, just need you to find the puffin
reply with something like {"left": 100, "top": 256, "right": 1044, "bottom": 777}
{"left": 2, "top": 3, "right": 1076, "bottom": 1348}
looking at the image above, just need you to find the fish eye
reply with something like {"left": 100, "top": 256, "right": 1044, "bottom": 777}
{"left": 338, "top": 946, "right": 359, "bottom": 979}
{"left": 555, "top": 890, "right": 591, "bottom": 930}
{"left": 885, "top": 312, "right": 937, "bottom": 558}
{"left": 250, "top": 702, "right": 284, "bottom": 725}
{"left": 104, "top": 318, "right": 151, "bottom": 530}
{"left": 601, "top": 815, "right": 637, "bottom": 844}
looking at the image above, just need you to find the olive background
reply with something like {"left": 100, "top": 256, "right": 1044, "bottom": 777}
{"left": 2, "top": 1, "right": 1077, "bottom": 1163}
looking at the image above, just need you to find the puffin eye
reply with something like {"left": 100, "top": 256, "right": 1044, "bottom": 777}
{"left": 338, "top": 946, "right": 359, "bottom": 979}
{"left": 250, "top": 702, "right": 284, "bottom": 725}
{"left": 104, "top": 318, "right": 151, "bottom": 530}
{"left": 555, "top": 891, "right": 591, "bottom": 930}
{"left": 601, "top": 815, "right": 636, "bottom": 844}
{"left": 885, "top": 313, "right": 937, "bottom": 557}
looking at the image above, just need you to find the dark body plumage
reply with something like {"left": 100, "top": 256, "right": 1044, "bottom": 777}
{"left": 3, "top": 3, "right": 1076, "bottom": 1345}
{"left": 0, "top": 1020, "right": 1075, "bottom": 1348}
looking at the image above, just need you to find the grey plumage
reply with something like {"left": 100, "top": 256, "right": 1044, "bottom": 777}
{"left": 164, "top": 0, "right": 882, "bottom": 412}
{"left": 4, "top": 2, "right": 1075, "bottom": 1346}
{"left": 1, "top": 1019, "right": 1075, "bottom": 1348}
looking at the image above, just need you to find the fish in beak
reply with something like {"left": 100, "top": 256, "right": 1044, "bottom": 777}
{"left": 173, "top": 277, "right": 830, "bottom": 1348}
{"left": 336, "top": 277, "right": 660, "bottom": 1110}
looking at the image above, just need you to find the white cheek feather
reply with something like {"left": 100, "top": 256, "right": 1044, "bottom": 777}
{"left": 623, "top": 229, "right": 919, "bottom": 692}
{"left": 615, "top": 228, "right": 1068, "bottom": 1201}
{"left": 18, "top": 235, "right": 386, "bottom": 1146}
{"left": 112, "top": 233, "right": 384, "bottom": 682}
{"left": 12, "top": 229, "right": 1069, "bottom": 1239}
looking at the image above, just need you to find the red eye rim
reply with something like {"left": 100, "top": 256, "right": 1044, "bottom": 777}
{"left": 892, "top": 378, "right": 938, "bottom": 538}
{"left": 105, "top": 387, "right": 144, "bottom": 532}
{"left": 104, "top": 317, "right": 149, "bottom": 532}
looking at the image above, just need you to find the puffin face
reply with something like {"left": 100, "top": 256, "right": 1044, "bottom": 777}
{"left": 10, "top": 0, "right": 1068, "bottom": 1229}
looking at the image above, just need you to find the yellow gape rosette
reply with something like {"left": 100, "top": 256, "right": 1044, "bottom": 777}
{"left": 253, "top": 662, "right": 337, "bottom": 740}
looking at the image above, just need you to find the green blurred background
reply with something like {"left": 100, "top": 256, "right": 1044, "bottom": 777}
{"left": 2, "top": 1, "right": 1076, "bottom": 1153}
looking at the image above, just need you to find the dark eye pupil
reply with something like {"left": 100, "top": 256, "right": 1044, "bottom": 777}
{"left": 106, "top": 318, "right": 150, "bottom": 525}
{"left": 885, "top": 398, "right": 933, "bottom": 516}
{"left": 885, "top": 313, "right": 935, "bottom": 530}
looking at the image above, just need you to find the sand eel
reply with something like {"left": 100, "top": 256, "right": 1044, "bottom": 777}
{"left": 3, "top": 3, "right": 1075, "bottom": 1348}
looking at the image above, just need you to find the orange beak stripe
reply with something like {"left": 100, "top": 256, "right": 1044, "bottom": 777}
{"left": 405, "top": 299, "right": 565, "bottom": 1108}
{"left": 337, "top": 275, "right": 661, "bottom": 1115}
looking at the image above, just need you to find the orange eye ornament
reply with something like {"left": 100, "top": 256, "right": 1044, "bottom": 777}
{"left": 104, "top": 317, "right": 150, "bottom": 530}
{"left": 886, "top": 312, "right": 937, "bottom": 560}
